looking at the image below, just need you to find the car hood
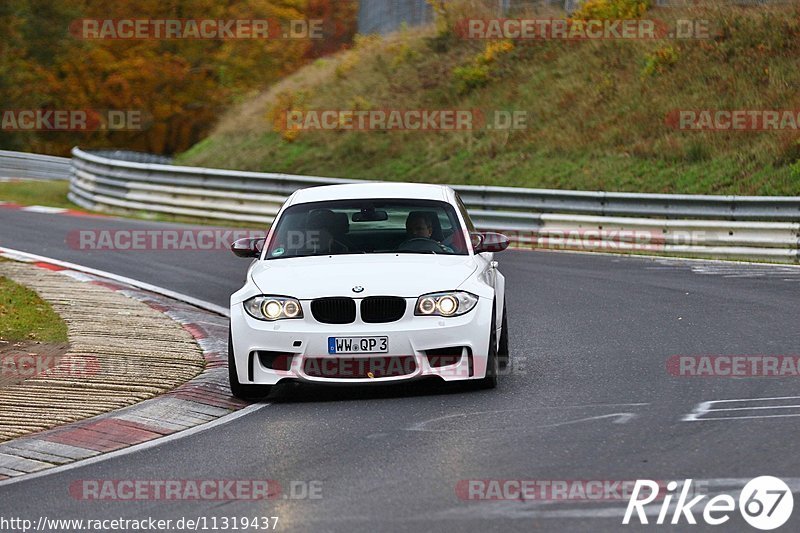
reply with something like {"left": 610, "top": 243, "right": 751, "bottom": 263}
{"left": 249, "top": 254, "right": 478, "bottom": 299}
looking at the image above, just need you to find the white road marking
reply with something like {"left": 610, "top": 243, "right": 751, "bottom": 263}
{"left": 58, "top": 270, "right": 97, "bottom": 282}
{"left": 710, "top": 405, "right": 800, "bottom": 412}
{"left": 647, "top": 258, "right": 800, "bottom": 281}
{"left": 694, "top": 413, "right": 800, "bottom": 421}
{"left": 407, "top": 403, "right": 647, "bottom": 432}
{"left": 21, "top": 205, "right": 68, "bottom": 214}
{"left": 707, "top": 395, "right": 800, "bottom": 404}
{"left": 552, "top": 249, "right": 800, "bottom": 272}
{"left": 539, "top": 413, "right": 637, "bottom": 428}
{"left": 683, "top": 396, "right": 800, "bottom": 421}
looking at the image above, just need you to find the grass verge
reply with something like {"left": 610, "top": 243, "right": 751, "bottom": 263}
{"left": 0, "top": 181, "right": 261, "bottom": 229}
{"left": 0, "top": 274, "right": 68, "bottom": 343}
{"left": 0, "top": 180, "right": 76, "bottom": 209}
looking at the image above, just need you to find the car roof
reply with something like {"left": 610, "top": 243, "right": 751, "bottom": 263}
{"left": 287, "top": 182, "right": 453, "bottom": 205}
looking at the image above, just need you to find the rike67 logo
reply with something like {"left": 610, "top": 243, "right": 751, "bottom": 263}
{"left": 623, "top": 477, "right": 793, "bottom": 530}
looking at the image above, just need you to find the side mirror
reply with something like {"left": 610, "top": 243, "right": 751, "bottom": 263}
{"left": 471, "top": 232, "right": 510, "bottom": 254}
{"left": 231, "top": 238, "right": 265, "bottom": 258}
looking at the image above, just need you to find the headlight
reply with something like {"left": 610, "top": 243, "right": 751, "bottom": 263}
{"left": 244, "top": 296, "right": 304, "bottom": 321}
{"left": 414, "top": 291, "right": 478, "bottom": 317}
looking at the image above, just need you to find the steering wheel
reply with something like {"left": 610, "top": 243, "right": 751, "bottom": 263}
{"left": 397, "top": 237, "right": 447, "bottom": 253}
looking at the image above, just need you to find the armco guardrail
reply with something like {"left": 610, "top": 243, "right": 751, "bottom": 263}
{"left": 88, "top": 150, "right": 173, "bottom": 165}
{"left": 455, "top": 186, "right": 800, "bottom": 222}
{"left": 68, "top": 147, "right": 799, "bottom": 263}
{"left": 69, "top": 148, "right": 354, "bottom": 224}
{"left": 0, "top": 150, "right": 71, "bottom": 180}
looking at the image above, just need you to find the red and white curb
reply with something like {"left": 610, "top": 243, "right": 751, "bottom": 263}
{"left": 0, "top": 250, "right": 259, "bottom": 484}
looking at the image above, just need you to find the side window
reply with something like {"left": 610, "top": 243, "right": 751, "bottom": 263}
{"left": 455, "top": 194, "right": 476, "bottom": 232}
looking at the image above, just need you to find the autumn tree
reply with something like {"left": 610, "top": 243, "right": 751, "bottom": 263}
{"left": 0, "top": 0, "right": 358, "bottom": 155}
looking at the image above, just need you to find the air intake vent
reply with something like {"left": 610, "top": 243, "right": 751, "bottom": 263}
{"left": 424, "top": 347, "right": 464, "bottom": 368}
{"left": 255, "top": 351, "right": 293, "bottom": 371}
{"left": 360, "top": 296, "right": 406, "bottom": 323}
{"left": 311, "top": 297, "right": 356, "bottom": 324}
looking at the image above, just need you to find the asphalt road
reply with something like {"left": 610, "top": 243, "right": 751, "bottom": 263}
{"left": 1, "top": 207, "right": 800, "bottom": 532}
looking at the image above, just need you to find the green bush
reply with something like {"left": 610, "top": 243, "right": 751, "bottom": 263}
{"left": 641, "top": 45, "right": 679, "bottom": 79}
{"left": 573, "top": 0, "right": 651, "bottom": 19}
{"left": 453, "top": 63, "right": 491, "bottom": 93}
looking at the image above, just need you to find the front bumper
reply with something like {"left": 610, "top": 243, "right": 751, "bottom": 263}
{"left": 229, "top": 298, "right": 493, "bottom": 386}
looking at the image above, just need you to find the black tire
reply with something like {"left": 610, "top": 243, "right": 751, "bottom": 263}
{"left": 498, "top": 302, "right": 510, "bottom": 370}
{"left": 228, "top": 330, "right": 272, "bottom": 400}
{"left": 474, "top": 306, "right": 498, "bottom": 390}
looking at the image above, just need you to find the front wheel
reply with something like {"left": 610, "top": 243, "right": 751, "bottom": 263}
{"left": 229, "top": 330, "right": 272, "bottom": 400}
{"left": 474, "top": 306, "right": 498, "bottom": 390}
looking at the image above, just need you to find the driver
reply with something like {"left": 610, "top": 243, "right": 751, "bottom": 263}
{"left": 404, "top": 212, "right": 453, "bottom": 253}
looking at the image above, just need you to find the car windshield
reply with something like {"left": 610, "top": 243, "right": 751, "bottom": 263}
{"left": 265, "top": 199, "right": 469, "bottom": 259}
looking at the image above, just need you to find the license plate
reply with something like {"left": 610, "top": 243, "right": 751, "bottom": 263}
{"left": 328, "top": 336, "right": 388, "bottom": 354}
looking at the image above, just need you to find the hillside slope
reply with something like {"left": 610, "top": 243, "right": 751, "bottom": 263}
{"left": 178, "top": 3, "right": 800, "bottom": 195}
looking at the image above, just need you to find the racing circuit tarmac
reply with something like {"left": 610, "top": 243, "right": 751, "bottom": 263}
{"left": 1, "top": 207, "right": 799, "bottom": 531}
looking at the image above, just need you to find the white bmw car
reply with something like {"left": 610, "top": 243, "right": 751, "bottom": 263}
{"left": 228, "top": 183, "right": 510, "bottom": 399}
